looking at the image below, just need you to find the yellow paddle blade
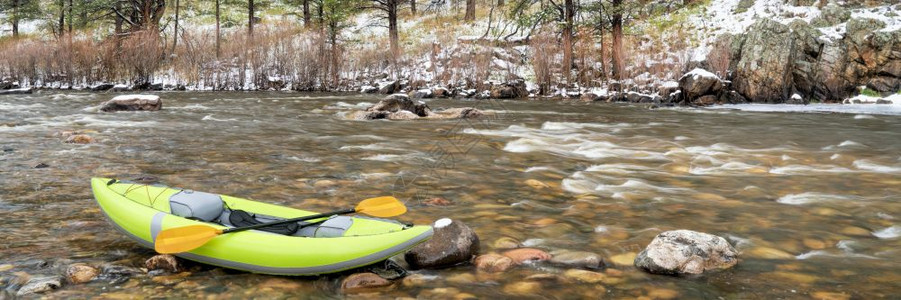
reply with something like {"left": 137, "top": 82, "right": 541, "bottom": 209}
{"left": 355, "top": 196, "right": 406, "bottom": 217}
{"left": 154, "top": 225, "right": 223, "bottom": 254}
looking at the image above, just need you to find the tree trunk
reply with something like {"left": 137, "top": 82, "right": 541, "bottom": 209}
{"left": 11, "top": 0, "right": 19, "bottom": 37}
{"left": 173, "top": 0, "right": 180, "bottom": 52}
{"left": 562, "top": 0, "right": 573, "bottom": 83}
{"left": 411, "top": 0, "right": 416, "bottom": 16}
{"left": 248, "top": 0, "right": 255, "bottom": 37}
{"left": 497, "top": 0, "right": 503, "bottom": 7}
{"left": 215, "top": 0, "right": 221, "bottom": 58}
{"left": 68, "top": 0, "right": 73, "bottom": 33}
{"left": 303, "top": 0, "right": 310, "bottom": 27}
{"left": 611, "top": 0, "right": 624, "bottom": 83}
{"left": 388, "top": 0, "right": 400, "bottom": 57}
{"left": 464, "top": 0, "right": 475, "bottom": 22}
{"left": 58, "top": 0, "right": 64, "bottom": 34}
{"left": 599, "top": 25, "right": 606, "bottom": 82}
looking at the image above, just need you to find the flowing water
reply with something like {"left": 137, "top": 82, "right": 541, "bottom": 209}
{"left": 1, "top": 92, "right": 900, "bottom": 298}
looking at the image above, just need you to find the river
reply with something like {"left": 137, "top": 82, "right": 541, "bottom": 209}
{"left": 2, "top": 92, "right": 900, "bottom": 298}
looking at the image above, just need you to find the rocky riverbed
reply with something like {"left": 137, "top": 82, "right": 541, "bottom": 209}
{"left": 1, "top": 91, "right": 900, "bottom": 298}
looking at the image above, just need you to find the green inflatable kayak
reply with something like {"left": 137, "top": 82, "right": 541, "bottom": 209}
{"left": 90, "top": 178, "right": 433, "bottom": 275}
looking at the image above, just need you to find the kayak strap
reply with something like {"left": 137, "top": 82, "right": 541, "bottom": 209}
{"left": 228, "top": 210, "right": 299, "bottom": 235}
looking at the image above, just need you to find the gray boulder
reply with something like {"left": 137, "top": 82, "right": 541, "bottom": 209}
{"left": 100, "top": 95, "right": 162, "bottom": 112}
{"left": 810, "top": 4, "right": 851, "bottom": 27}
{"left": 378, "top": 80, "right": 399, "bottom": 94}
{"left": 367, "top": 94, "right": 431, "bottom": 117}
{"left": 404, "top": 218, "right": 479, "bottom": 269}
{"left": 679, "top": 68, "right": 723, "bottom": 103}
{"left": 635, "top": 230, "right": 738, "bottom": 276}
{"left": 489, "top": 81, "right": 528, "bottom": 99}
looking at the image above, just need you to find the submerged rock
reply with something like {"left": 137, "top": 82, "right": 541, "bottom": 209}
{"left": 549, "top": 250, "right": 605, "bottom": 269}
{"left": 66, "top": 264, "right": 99, "bottom": 284}
{"left": 634, "top": 230, "right": 739, "bottom": 275}
{"left": 145, "top": 255, "right": 181, "bottom": 273}
{"left": 64, "top": 134, "right": 95, "bottom": 144}
{"left": 341, "top": 272, "right": 392, "bottom": 292}
{"left": 473, "top": 253, "right": 514, "bottom": 273}
{"left": 16, "top": 276, "right": 62, "bottom": 296}
{"left": 350, "top": 94, "right": 483, "bottom": 121}
{"left": 501, "top": 248, "right": 551, "bottom": 264}
{"left": 100, "top": 94, "right": 162, "bottom": 112}
{"left": 404, "top": 218, "right": 479, "bottom": 269}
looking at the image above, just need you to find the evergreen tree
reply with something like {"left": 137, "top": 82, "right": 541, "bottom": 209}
{"left": 0, "top": 0, "right": 41, "bottom": 37}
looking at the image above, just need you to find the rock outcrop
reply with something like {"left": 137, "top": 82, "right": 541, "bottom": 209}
{"left": 100, "top": 95, "right": 162, "bottom": 112}
{"left": 722, "top": 17, "right": 901, "bottom": 102}
{"left": 634, "top": 230, "right": 739, "bottom": 276}
{"left": 350, "top": 94, "right": 485, "bottom": 120}
{"left": 404, "top": 218, "right": 479, "bottom": 269}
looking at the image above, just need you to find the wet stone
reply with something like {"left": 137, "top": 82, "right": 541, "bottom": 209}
{"left": 502, "top": 248, "right": 551, "bottom": 264}
{"left": 16, "top": 276, "right": 62, "bottom": 296}
{"left": 65, "top": 264, "right": 99, "bottom": 284}
{"left": 502, "top": 281, "right": 541, "bottom": 295}
{"left": 635, "top": 230, "right": 738, "bottom": 275}
{"left": 145, "top": 255, "right": 180, "bottom": 273}
{"left": 64, "top": 134, "right": 95, "bottom": 144}
{"left": 549, "top": 250, "right": 605, "bottom": 269}
{"left": 150, "top": 272, "right": 191, "bottom": 285}
{"left": 341, "top": 272, "right": 392, "bottom": 293}
{"left": 473, "top": 254, "right": 514, "bottom": 273}
{"left": 404, "top": 219, "right": 479, "bottom": 269}
{"left": 401, "top": 273, "right": 438, "bottom": 287}
{"left": 563, "top": 269, "right": 606, "bottom": 283}
{"left": 492, "top": 237, "right": 520, "bottom": 250}
{"left": 609, "top": 252, "right": 638, "bottom": 266}
{"left": 811, "top": 291, "right": 851, "bottom": 300}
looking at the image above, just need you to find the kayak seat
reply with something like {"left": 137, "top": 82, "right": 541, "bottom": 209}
{"left": 169, "top": 190, "right": 224, "bottom": 222}
{"left": 216, "top": 209, "right": 353, "bottom": 237}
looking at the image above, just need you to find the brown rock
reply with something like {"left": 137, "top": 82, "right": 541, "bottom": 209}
{"left": 473, "top": 254, "right": 514, "bottom": 273}
{"left": 424, "top": 197, "right": 452, "bottom": 206}
{"left": 341, "top": 273, "right": 392, "bottom": 292}
{"left": 145, "top": 255, "right": 180, "bottom": 273}
{"left": 404, "top": 218, "right": 480, "bottom": 269}
{"left": 66, "top": 264, "right": 99, "bottom": 284}
{"left": 151, "top": 272, "right": 190, "bottom": 285}
{"left": 502, "top": 248, "right": 551, "bottom": 264}
{"left": 64, "top": 134, "right": 95, "bottom": 144}
{"left": 502, "top": 281, "right": 541, "bottom": 295}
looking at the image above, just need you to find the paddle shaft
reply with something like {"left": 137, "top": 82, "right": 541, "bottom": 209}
{"left": 221, "top": 208, "right": 355, "bottom": 234}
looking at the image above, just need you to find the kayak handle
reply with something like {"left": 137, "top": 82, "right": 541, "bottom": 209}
{"left": 221, "top": 208, "right": 356, "bottom": 234}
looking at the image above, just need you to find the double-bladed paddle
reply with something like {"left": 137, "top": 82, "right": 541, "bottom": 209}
{"left": 154, "top": 196, "right": 405, "bottom": 254}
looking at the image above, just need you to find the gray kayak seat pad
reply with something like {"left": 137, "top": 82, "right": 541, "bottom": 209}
{"left": 217, "top": 209, "right": 354, "bottom": 238}
{"left": 169, "top": 190, "right": 225, "bottom": 222}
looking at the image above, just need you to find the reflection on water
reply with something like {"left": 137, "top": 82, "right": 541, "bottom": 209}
{"left": 1, "top": 92, "right": 900, "bottom": 298}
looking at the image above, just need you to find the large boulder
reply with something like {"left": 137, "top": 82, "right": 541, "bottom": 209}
{"left": 731, "top": 19, "right": 795, "bottom": 103}
{"left": 367, "top": 94, "right": 431, "bottom": 117}
{"left": 634, "top": 230, "right": 739, "bottom": 276}
{"left": 378, "top": 80, "right": 399, "bottom": 94}
{"left": 100, "top": 95, "right": 162, "bottom": 112}
{"left": 679, "top": 68, "right": 724, "bottom": 104}
{"left": 404, "top": 218, "right": 479, "bottom": 269}
{"left": 489, "top": 81, "right": 528, "bottom": 99}
{"left": 810, "top": 4, "right": 850, "bottom": 27}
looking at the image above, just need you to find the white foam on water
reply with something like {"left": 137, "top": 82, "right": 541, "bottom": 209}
{"left": 796, "top": 250, "right": 879, "bottom": 260}
{"left": 360, "top": 154, "right": 431, "bottom": 162}
{"left": 769, "top": 165, "right": 855, "bottom": 175}
{"left": 852, "top": 160, "right": 901, "bottom": 173}
{"left": 872, "top": 226, "right": 901, "bottom": 239}
{"left": 522, "top": 239, "right": 545, "bottom": 247}
{"left": 830, "top": 154, "right": 841, "bottom": 160}
{"left": 689, "top": 161, "right": 767, "bottom": 175}
{"left": 674, "top": 136, "right": 691, "bottom": 141}
{"left": 167, "top": 104, "right": 211, "bottom": 110}
{"left": 776, "top": 192, "right": 854, "bottom": 205}
{"left": 524, "top": 166, "right": 552, "bottom": 173}
{"left": 853, "top": 114, "right": 876, "bottom": 120}
{"left": 339, "top": 143, "right": 409, "bottom": 152}
{"left": 585, "top": 164, "right": 656, "bottom": 175}
{"left": 286, "top": 156, "right": 320, "bottom": 163}
{"left": 0, "top": 103, "right": 45, "bottom": 110}
{"left": 201, "top": 114, "right": 238, "bottom": 122}
{"left": 561, "top": 178, "right": 598, "bottom": 195}
{"left": 708, "top": 103, "right": 901, "bottom": 116}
